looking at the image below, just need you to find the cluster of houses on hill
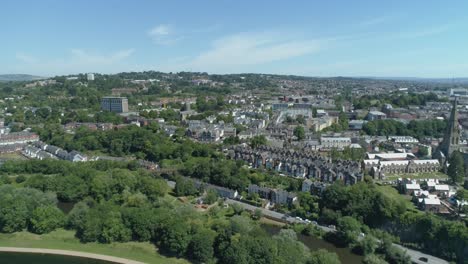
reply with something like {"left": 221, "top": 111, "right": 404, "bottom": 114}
{"left": 0, "top": 132, "right": 40, "bottom": 154}
{"left": 186, "top": 120, "right": 236, "bottom": 142}
{"left": 23, "top": 141, "right": 87, "bottom": 162}
{"left": 398, "top": 178, "right": 453, "bottom": 213}
{"left": 229, "top": 145, "right": 363, "bottom": 185}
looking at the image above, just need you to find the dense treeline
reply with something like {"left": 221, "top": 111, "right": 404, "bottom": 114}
{"left": 34, "top": 125, "right": 302, "bottom": 193}
{"left": 363, "top": 119, "right": 446, "bottom": 139}
{"left": 0, "top": 159, "right": 341, "bottom": 264}
{"left": 318, "top": 182, "right": 468, "bottom": 263}
{"left": 0, "top": 160, "right": 168, "bottom": 203}
{"left": 35, "top": 124, "right": 217, "bottom": 161}
{"left": 354, "top": 92, "right": 445, "bottom": 110}
{"left": 0, "top": 185, "right": 61, "bottom": 234}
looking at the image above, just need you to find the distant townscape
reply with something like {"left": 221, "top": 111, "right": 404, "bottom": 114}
{"left": 0, "top": 71, "right": 466, "bottom": 264}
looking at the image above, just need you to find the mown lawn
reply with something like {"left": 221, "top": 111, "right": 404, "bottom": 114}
{"left": 384, "top": 172, "right": 448, "bottom": 181}
{"left": 0, "top": 229, "right": 189, "bottom": 264}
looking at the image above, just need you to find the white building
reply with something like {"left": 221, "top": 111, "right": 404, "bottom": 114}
{"left": 87, "top": 73, "right": 95, "bottom": 81}
{"left": 389, "top": 136, "right": 419, "bottom": 144}
{"left": 367, "top": 111, "right": 387, "bottom": 121}
{"left": 320, "top": 137, "right": 351, "bottom": 149}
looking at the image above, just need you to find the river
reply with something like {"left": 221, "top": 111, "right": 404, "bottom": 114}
{"left": 262, "top": 225, "right": 364, "bottom": 264}
{"left": 0, "top": 252, "right": 117, "bottom": 264}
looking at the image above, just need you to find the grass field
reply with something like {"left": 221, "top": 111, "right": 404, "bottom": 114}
{"left": 0, "top": 229, "right": 189, "bottom": 264}
{"left": 384, "top": 171, "right": 448, "bottom": 181}
{"left": 0, "top": 152, "right": 27, "bottom": 160}
{"left": 376, "top": 185, "right": 418, "bottom": 211}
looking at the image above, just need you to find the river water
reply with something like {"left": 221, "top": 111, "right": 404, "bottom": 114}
{"left": 0, "top": 252, "right": 117, "bottom": 264}
{"left": 262, "top": 225, "right": 364, "bottom": 264}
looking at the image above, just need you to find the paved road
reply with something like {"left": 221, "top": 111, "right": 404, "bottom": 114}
{"left": 225, "top": 199, "right": 449, "bottom": 264}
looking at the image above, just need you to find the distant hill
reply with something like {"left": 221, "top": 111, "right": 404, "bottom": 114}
{"left": 362, "top": 76, "right": 468, "bottom": 84}
{"left": 0, "top": 74, "right": 44, "bottom": 82}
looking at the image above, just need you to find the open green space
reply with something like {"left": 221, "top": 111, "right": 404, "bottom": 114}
{"left": 384, "top": 171, "right": 448, "bottom": 181}
{"left": 376, "top": 185, "right": 419, "bottom": 212}
{"left": 0, "top": 152, "right": 27, "bottom": 160}
{"left": 0, "top": 229, "right": 188, "bottom": 264}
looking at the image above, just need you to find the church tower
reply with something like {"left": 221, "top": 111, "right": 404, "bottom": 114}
{"left": 440, "top": 98, "right": 460, "bottom": 158}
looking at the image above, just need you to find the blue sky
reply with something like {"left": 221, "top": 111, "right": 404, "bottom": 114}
{"left": 2, "top": 0, "right": 468, "bottom": 77}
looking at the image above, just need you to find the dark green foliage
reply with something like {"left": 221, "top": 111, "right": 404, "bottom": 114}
{"left": 158, "top": 220, "right": 191, "bottom": 257}
{"left": 353, "top": 235, "right": 377, "bottom": 256}
{"left": 320, "top": 183, "right": 406, "bottom": 227}
{"left": 448, "top": 151, "right": 465, "bottom": 183}
{"left": 121, "top": 207, "right": 159, "bottom": 242}
{"left": 294, "top": 125, "right": 306, "bottom": 140}
{"left": 0, "top": 175, "right": 12, "bottom": 184}
{"left": 204, "top": 189, "right": 219, "bottom": 204}
{"left": 250, "top": 135, "right": 267, "bottom": 148}
{"left": 76, "top": 203, "right": 131, "bottom": 243}
{"left": 336, "top": 216, "right": 362, "bottom": 246}
{"left": 308, "top": 249, "right": 341, "bottom": 264}
{"left": 363, "top": 254, "right": 388, "bottom": 264}
{"left": 354, "top": 92, "right": 442, "bottom": 110}
{"left": 174, "top": 176, "right": 198, "bottom": 196}
{"left": 67, "top": 201, "right": 90, "bottom": 229}
{"left": 0, "top": 186, "right": 57, "bottom": 233}
{"left": 188, "top": 228, "right": 216, "bottom": 263}
{"left": 363, "top": 119, "right": 446, "bottom": 139}
{"left": 15, "top": 175, "right": 26, "bottom": 183}
{"left": 29, "top": 205, "right": 65, "bottom": 234}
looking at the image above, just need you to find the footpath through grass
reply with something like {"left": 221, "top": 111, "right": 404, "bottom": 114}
{"left": 0, "top": 229, "right": 189, "bottom": 264}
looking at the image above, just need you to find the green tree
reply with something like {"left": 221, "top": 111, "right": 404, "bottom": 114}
{"left": 174, "top": 177, "right": 198, "bottom": 197}
{"left": 354, "top": 235, "right": 378, "bottom": 256}
{"left": 308, "top": 249, "right": 341, "bottom": 264}
{"left": 67, "top": 201, "right": 90, "bottom": 229}
{"left": 338, "top": 112, "right": 349, "bottom": 131}
{"left": 250, "top": 135, "right": 267, "bottom": 148}
{"left": 0, "top": 198, "right": 29, "bottom": 232}
{"left": 204, "top": 189, "right": 219, "bottom": 204}
{"left": 138, "top": 177, "right": 168, "bottom": 201}
{"left": 336, "top": 216, "right": 362, "bottom": 246}
{"left": 448, "top": 151, "right": 465, "bottom": 183}
{"left": 158, "top": 220, "right": 191, "bottom": 257}
{"left": 294, "top": 126, "right": 306, "bottom": 141}
{"left": 29, "top": 205, "right": 65, "bottom": 234}
{"left": 188, "top": 228, "right": 216, "bottom": 263}
{"left": 15, "top": 175, "right": 26, "bottom": 184}
{"left": 363, "top": 254, "right": 388, "bottom": 264}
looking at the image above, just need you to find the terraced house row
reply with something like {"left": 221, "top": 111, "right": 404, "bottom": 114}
{"left": 228, "top": 145, "right": 363, "bottom": 185}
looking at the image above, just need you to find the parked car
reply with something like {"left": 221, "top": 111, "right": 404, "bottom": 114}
{"left": 418, "top": 257, "right": 428, "bottom": 262}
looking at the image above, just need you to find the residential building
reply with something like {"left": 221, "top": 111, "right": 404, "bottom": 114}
{"left": 320, "top": 137, "right": 351, "bottom": 149}
{"left": 367, "top": 111, "right": 387, "bottom": 121}
{"left": 101, "top": 97, "right": 129, "bottom": 113}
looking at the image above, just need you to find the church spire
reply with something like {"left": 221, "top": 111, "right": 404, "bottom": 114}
{"left": 441, "top": 97, "right": 460, "bottom": 157}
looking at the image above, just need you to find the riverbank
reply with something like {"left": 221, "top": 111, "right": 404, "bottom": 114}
{"left": 0, "top": 229, "right": 188, "bottom": 264}
{"left": 0, "top": 248, "right": 145, "bottom": 264}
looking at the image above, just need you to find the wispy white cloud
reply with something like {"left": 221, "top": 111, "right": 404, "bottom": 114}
{"left": 185, "top": 32, "right": 324, "bottom": 71}
{"left": 148, "top": 24, "right": 183, "bottom": 45}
